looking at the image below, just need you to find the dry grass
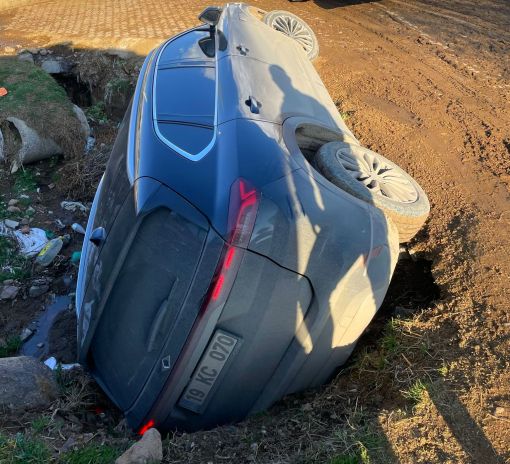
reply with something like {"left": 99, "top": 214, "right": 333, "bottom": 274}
{"left": 58, "top": 146, "right": 109, "bottom": 201}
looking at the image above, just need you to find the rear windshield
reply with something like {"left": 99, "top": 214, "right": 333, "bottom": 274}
{"left": 156, "top": 66, "right": 215, "bottom": 126}
{"left": 154, "top": 30, "right": 216, "bottom": 157}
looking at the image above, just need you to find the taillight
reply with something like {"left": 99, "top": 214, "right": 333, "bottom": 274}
{"left": 138, "top": 419, "right": 155, "bottom": 435}
{"left": 201, "top": 179, "right": 259, "bottom": 313}
{"left": 227, "top": 179, "right": 258, "bottom": 247}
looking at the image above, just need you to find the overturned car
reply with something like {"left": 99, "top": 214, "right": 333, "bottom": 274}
{"left": 76, "top": 4, "right": 429, "bottom": 433}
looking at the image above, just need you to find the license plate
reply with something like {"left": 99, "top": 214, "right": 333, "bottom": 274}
{"left": 178, "top": 330, "right": 239, "bottom": 413}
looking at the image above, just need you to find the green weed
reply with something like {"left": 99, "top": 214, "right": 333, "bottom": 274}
{"left": 60, "top": 444, "right": 120, "bottom": 464}
{"left": 403, "top": 379, "right": 428, "bottom": 407}
{"left": 31, "top": 416, "right": 51, "bottom": 435}
{"left": 0, "top": 236, "right": 30, "bottom": 282}
{"left": 330, "top": 455, "right": 359, "bottom": 464}
{"left": 85, "top": 102, "right": 108, "bottom": 124}
{"left": 0, "top": 335, "right": 22, "bottom": 358}
{"left": 0, "top": 433, "right": 51, "bottom": 464}
{"left": 14, "top": 168, "right": 37, "bottom": 194}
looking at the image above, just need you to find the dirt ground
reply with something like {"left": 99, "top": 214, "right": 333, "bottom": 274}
{"left": 0, "top": 0, "right": 509, "bottom": 463}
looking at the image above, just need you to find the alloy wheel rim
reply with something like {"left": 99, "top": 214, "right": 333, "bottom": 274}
{"left": 335, "top": 149, "right": 418, "bottom": 203}
{"left": 270, "top": 14, "right": 315, "bottom": 55}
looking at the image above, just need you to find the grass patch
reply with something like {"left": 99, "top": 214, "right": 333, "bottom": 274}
{"left": 330, "top": 455, "right": 359, "bottom": 464}
{"left": 85, "top": 102, "right": 108, "bottom": 124}
{"left": 0, "top": 335, "right": 22, "bottom": 358}
{"left": 60, "top": 444, "right": 120, "bottom": 464}
{"left": 31, "top": 416, "right": 51, "bottom": 435}
{"left": 0, "top": 236, "right": 30, "bottom": 282}
{"left": 438, "top": 362, "right": 449, "bottom": 377}
{"left": 14, "top": 168, "right": 37, "bottom": 194}
{"left": 0, "top": 433, "right": 51, "bottom": 464}
{"left": 0, "top": 59, "right": 70, "bottom": 115}
{"left": 355, "top": 319, "right": 404, "bottom": 372}
{"left": 0, "top": 58, "right": 83, "bottom": 159}
{"left": 329, "top": 439, "right": 374, "bottom": 464}
{"left": 381, "top": 319, "right": 401, "bottom": 355}
{"left": 403, "top": 379, "right": 428, "bottom": 407}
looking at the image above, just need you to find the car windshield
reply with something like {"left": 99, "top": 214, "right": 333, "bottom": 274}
{"left": 154, "top": 31, "right": 216, "bottom": 158}
{"left": 156, "top": 66, "right": 215, "bottom": 127}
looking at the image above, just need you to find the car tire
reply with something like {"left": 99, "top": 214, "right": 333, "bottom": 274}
{"left": 315, "top": 141, "right": 430, "bottom": 243}
{"left": 263, "top": 10, "right": 319, "bottom": 60}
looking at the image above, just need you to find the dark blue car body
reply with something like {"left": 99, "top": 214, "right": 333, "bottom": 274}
{"left": 76, "top": 4, "right": 398, "bottom": 432}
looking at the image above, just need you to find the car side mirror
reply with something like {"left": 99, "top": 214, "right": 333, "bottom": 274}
{"left": 198, "top": 6, "right": 222, "bottom": 27}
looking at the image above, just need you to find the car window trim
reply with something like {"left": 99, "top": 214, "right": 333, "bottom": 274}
{"left": 152, "top": 28, "right": 218, "bottom": 161}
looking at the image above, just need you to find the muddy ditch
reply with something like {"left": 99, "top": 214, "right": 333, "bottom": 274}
{"left": 25, "top": 44, "right": 142, "bottom": 120}
{"left": 0, "top": 44, "right": 446, "bottom": 446}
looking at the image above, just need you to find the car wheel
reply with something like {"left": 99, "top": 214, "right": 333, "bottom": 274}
{"left": 263, "top": 10, "right": 319, "bottom": 60}
{"left": 315, "top": 141, "right": 430, "bottom": 243}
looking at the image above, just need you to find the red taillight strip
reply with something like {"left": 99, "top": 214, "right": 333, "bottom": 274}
{"left": 203, "top": 178, "right": 259, "bottom": 305}
{"left": 138, "top": 419, "right": 155, "bottom": 435}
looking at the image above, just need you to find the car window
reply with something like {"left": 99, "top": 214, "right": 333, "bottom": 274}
{"left": 159, "top": 30, "right": 213, "bottom": 65}
{"left": 156, "top": 66, "right": 215, "bottom": 126}
{"left": 155, "top": 64, "right": 216, "bottom": 156}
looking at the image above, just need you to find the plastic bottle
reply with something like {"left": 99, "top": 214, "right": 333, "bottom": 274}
{"left": 35, "top": 237, "right": 63, "bottom": 267}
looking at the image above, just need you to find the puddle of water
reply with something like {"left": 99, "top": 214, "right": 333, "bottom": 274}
{"left": 21, "top": 295, "right": 71, "bottom": 360}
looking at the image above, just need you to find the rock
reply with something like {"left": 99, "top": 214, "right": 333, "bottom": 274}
{"left": 21, "top": 225, "right": 30, "bottom": 234}
{"left": 393, "top": 306, "right": 414, "bottom": 318}
{"left": 29, "top": 284, "right": 49, "bottom": 298}
{"left": 0, "top": 285, "right": 20, "bottom": 300}
{"left": 4, "top": 219, "right": 19, "bottom": 229}
{"left": 61, "top": 436, "right": 77, "bottom": 452}
{"left": 41, "top": 57, "right": 72, "bottom": 74}
{"left": 115, "top": 428, "right": 163, "bottom": 464}
{"left": 7, "top": 206, "right": 21, "bottom": 213}
{"left": 0, "top": 356, "right": 58, "bottom": 412}
{"left": 72, "top": 105, "right": 91, "bottom": 139}
{"left": 18, "top": 52, "right": 34, "bottom": 64}
{"left": 39, "top": 49, "right": 48, "bottom": 56}
{"left": 20, "top": 327, "right": 33, "bottom": 342}
{"left": 26, "top": 206, "right": 35, "bottom": 216}
{"left": 495, "top": 406, "right": 508, "bottom": 417}
{"left": 8, "top": 199, "right": 18, "bottom": 206}
{"left": 20, "top": 218, "right": 30, "bottom": 225}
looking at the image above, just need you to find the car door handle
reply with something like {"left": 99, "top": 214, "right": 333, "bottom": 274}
{"left": 90, "top": 227, "right": 106, "bottom": 246}
{"left": 245, "top": 96, "right": 261, "bottom": 114}
{"left": 236, "top": 44, "right": 249, "bottom": 55}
